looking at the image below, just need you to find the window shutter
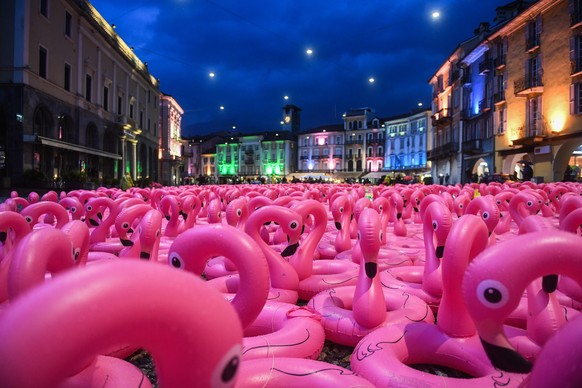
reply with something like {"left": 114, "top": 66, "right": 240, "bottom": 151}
{"left": 537, "top": 14, "right": 542, "bottom": 34}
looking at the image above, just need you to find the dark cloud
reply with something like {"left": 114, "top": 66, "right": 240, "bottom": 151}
{"left": 90, "top": 0, "right": 510, "bottom": 135}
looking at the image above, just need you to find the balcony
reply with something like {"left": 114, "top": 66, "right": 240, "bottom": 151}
{"left": 571, "top": 11, "right": 582, "bottom": 28}
{"left": 300, "top": 155, "right": 309, "bottom": 160}
{"left": 333, "top": 154, "right": 342, "bottom": 158}
{"left": 493, "top": 91, "right": 506, "bottom": 105}
{"left": 571, "top": 59, "right": 582, "bottom": 76}
{"left": 526, "top": 35, "right": 541, "bottom": 52}
{"left": 346, "top": 139, "right": 364, "bottom": 145}
{"left": 494, "top": 55, "right": 506, "bottom": 70}
{"left": 427, "top": 142, "right": 459, "bottom": 160}
{"left": 479, "top": 60, "right": 492, "bottom": 75}
{"left": 514, "top": 74, "right": 543, "bottom": 97}
{"left": 462, "top": 72, "right": 472, "bottom": 85}
{"left": 461, "top": 109, "right": 476, "bottom": 121}
{"left": 479, "top": 97, "right": 491, "bottom": 113}
{"left": 431, "top": 108, "right": 452, "bottom": 127}
{"left": 462, "top": 139, "right": 483, "bottom": 154}
{"left": 510, "top": 123, "right": 548, "bottom": 146}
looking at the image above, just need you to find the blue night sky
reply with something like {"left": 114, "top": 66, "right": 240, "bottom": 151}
{"left": 89, "top": 0, "right": 512, "bottom": 136}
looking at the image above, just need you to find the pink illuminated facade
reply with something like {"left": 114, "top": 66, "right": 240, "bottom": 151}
{"left": 297, "top": 124, "right": 344, "bottom": 175}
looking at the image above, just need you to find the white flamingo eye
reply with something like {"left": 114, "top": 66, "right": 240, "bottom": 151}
{"left": 169, "top": 252, "right": 185, "bottom": 269}
{"left": 122, "top": 222, "right": 130, "bottom": 229}
{"left": 476, "top": 279, "right": 509, "bottom": 309}
{"left": 482, "top": 211, "right": 489, "bottom": 220}
{"left": 527, "top": 201, "right": 533, "bottom": 207}
{"left": 379, "top": 205, "right": 383, "bottom": 211}
{"left": 289, "top": 220, "right": 298, "bottom": 230}
{"left": 339, "top": 207, "right": 344, "bottom": 213}
{"left": 86, "top": 205, "right": 93, "bottom": 212}
{"left": 236, "top": 209, "right": 242, "bottom": 217}
{"left": 432, "top": 221, "right": 438, "bottom": 230}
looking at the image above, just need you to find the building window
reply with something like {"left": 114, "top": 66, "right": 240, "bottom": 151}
{"left": 40, "top": 0, "right": 48, "bottom": 17}
{"left": 65, "top": 11, "right": 72, "bottom": 37}
{"left": 85, "top": 74, "right": 92, "bottom": 102}
{"left": 64, "top": 63, "right": 71, "bottom": 91}
{"left": 323, "top": 148, "right": 329, "bottom": 156}
{"left": 139, "top": 111, "right": 143, "bottom": 129}
{"left": 129, "top": 103, "right": 134, "bottom": 119}
{"left": 39, "top": 46, "right": 47, "bottom": 79}
{"left": 527, "top": 96, "right": 543, "bottom": 136}
{"left": 103, "top": 86, "right": 109, "bottom": 111}
{"left": 154, "top": 122, "right": 157, "bottom": 137}
{"left": 117, "top": 96, "right": 123, "bottom": 114}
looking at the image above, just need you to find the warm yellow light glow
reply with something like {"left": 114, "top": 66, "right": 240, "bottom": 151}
{"left": 550, "top": 112, "right": 566, "bottom": 133}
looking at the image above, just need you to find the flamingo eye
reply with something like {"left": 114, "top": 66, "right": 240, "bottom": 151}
{"left": 538, "top": 200, "right": 542, "bottom": 204}
{"left": 527, "top": 201, "right": 533, "bottom": 207}
{"left": 25, "top": 216, "right": 33, "bottom": 223}
{"left": 357, "top": 231, "right": 361, "bottom": 240}
{"left": 482, "top": 211, "right": 489, "bottom": 220}
{"left": 122, "top": 222, "right": 130, "bottom": 229}
{"left": 496, "top": 200, "right": 501, "bottom": 205}
{"left": 379, "top": 205, "right": 383, "bottom": 211}
{"left": 477, "top": 280, "right": 509, "bottom": 309}
{"left": 211, "top": 344, "right": 241, "bottom": 387}
{"left": 289, "top": 221, "right": 298, "bottom": 230}
{"left": 459, "top": 204, "right": 463, "bottom": 208}
{"left": 236, "top": 209, "right": 242, "bottom": 217}
{"left": 70, "top": 207, "right": 77, "bottom": 213}
{"left": 155, "top": 229, "right": 160, "bottom": 238}
{"left": 432, "top": 221, "right": 438, "bottom": 230}
{"left": 86, "top": 205, "right": 93, "bottom": 212}
{"left": 339, "top": 207, "right": 344, "bottom": 213}
{"left": 73, "top": 248, "right": 81, "bottom": 262}
{"left": 169, "top": 252, "right": 184, "bottom": 269}
{"left": 379, "top": 231, "right": 383, "bottom": 241}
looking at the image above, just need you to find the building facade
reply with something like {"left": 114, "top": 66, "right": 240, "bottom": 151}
{"left": 297, "top": 124, "right": 344, "bottom": 176}
{"left": 384, "top": 110, "right": 431, "bottom": 179}
{"left": 160, "top": 93, "right": 184, "bottom": 186}
{"left": 0, "top": 0, "right": 161, "bottom": 188}
{"left": 343, "top": 108, "right": 380, "bottom": 174}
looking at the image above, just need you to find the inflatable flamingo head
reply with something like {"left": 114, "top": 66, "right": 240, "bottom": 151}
{"left": 330, "top": 195, "right": 351, "bottom": 230}
{"left": 354, "top": 197, "right": 372, "bottom": 222}
{"left": 225, "top": 197, "right": 249, "bottom": 228}
{"left": 424, "top": 201, "right": 453, "bottom": 259}
{"left": 453, "top": 192, "right": 471, "bottom": 217}
{"left": 462, "top": 230, "right": 582, "bottom": 374}
{"left": 137, "top": 209, "right": 163, "bottom": 260}
{"left": 465, "top": 195, "right": 500, "bottom": 235}
{"left": 115, "top": 204, "right": 151, "bottom": 247}
{"left": 358, "top": 208, "right": 381, "bottom": 278}
{"left": 207, "top": 198, "right": 223, "bottom": 224}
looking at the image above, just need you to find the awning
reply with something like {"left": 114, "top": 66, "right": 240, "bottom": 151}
{"left": 287, "top": 172, "right": 332, "bottom": 180}
{"left": 362, "top": 172, "right": 386, "bottom": 179}
{"left": 36, "top": 136, "right": 122, "bottom": 160}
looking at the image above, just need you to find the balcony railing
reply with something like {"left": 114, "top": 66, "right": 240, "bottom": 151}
{"left": 514, "top": 73, "right": 543, "bottom": 96}
{"left": 333, "top": 154, "right": 342, "bottom": 158}
{"left": 572, "top": 10, "right": 582, "bottom": 27}
{"left": 462, "top": 139, "right": 483, "bottom": 154}
{"left": 426, "top": 142, "right": 459, "bottom": 160}
{"left": 493, "top": 91, "right": 506, "bottom": 105}
{"left": 431, "top": 108, "right": 452, "bottom": 127}
{"left": 479, "top": 97, "right": 491, "bottom": 113}
{"left": 479, "top": 59, "right": 492, "bottom": 74}
{"left": 571, "top": 59, "right": 582, "bottom": 76}
{"left": 510, "top": 121, "right": 549, "bottom": 146}
{"left": 526, "top": 35, "right": 541, "bottom": 51}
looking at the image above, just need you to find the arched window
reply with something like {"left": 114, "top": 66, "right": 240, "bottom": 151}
{"left": 33, "top": 105, "right": 54, "bottom": 138}
{"left": 59, "top": 115, "right": 75, "bottom": 143}
{"left": 86, "top": 123, "right": 99, "bottom": 149}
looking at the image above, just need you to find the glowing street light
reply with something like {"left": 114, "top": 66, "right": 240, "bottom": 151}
{"left": 284, "top": 95, "right": 289, "bottom": 100}
{"left": 368, "top": 77, "right": 375, "bottom": 84}
{"left": 418, "top": 102, "right": 423, "bottom": 107}
{"left": 431, "top": 11, "right": 440, "bottom": 20}
{"left": 306, "top": 48, "right": 314, "bottom": 56}
{"left": 209, "top": 72, "right": 215, "bottom": 78}
{"left": 219, "top": 106, "right": 225, "bottom": 110}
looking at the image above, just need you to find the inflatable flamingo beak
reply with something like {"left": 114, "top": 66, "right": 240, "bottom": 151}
{"left": 165, "top": 215, "right": 171, "bottom": 221}
{"left": 542, "top": 274, "right": 559, "bottom": 293}
{"left": 97, "top": 212, "right": 103, "bottom": 220}
{"left": 281, "top": 242, "right": 299, "bottom": 257}
{"left": 334, "top": 221, "right": 342, "bottom": 230}
{"left": 413, "top": 207, "right": 419, "bottom": 212}
{"left": 182, "top": 213, "right": 188, "bottom": 220}
{"left": 140, "top": 251, "right": 150, "bottom": 260}
{"left": 479, "top": 338, "right": 532, "bottom": 373}
{"left": 89, "top": 218, "right": 99, "bottom": 227}
{"left": 435, "top": 245, "right": 445, "bottom": 258}
{"left": 120, "top": 239, "right": 133, "bottom": 247}
{"left": 365, "top": 262, "right": 377, "bottom": 278}
{"left": 0, "top": 232, "right": 6, "bottom": 243}
{"left": 397, "top": 213, "right": 402, "bottom": 219}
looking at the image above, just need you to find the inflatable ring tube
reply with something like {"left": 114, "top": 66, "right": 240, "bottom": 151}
{"left": 297, "top": 260, "right": 359, "bottom": 301}
{"left": 237, "top": 357, "right": 375, "bottom": 387}
{"left": 242, "top": 301, "right": 325, "bottom": 360}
